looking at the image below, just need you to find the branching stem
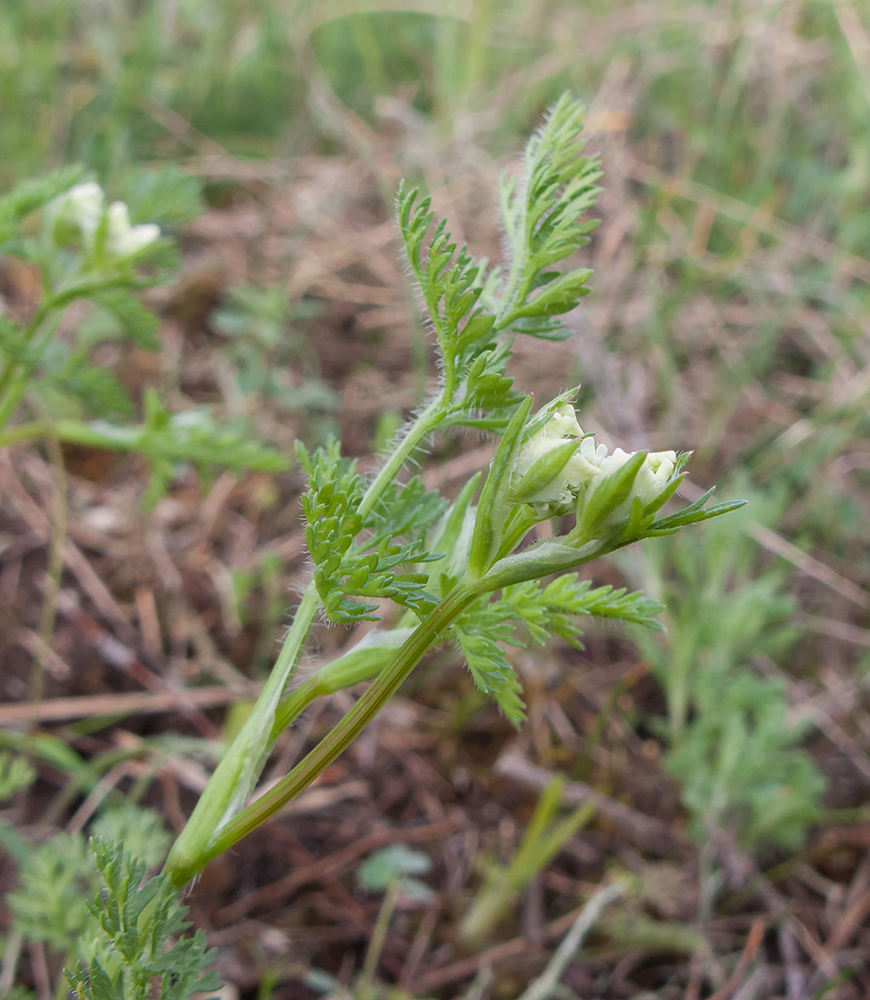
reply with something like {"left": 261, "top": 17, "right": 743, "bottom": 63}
{"left": 168, "top": 579, "right": 482, "bottom": 884}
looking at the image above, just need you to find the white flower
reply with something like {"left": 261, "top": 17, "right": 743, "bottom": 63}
{"left": 49, "top": 182, "right": 105, "bottom": 243}
{"left": 513, "top": 402, "right": 678, "bottom": 519}
{"left": 106, "top": 201, "right": 161, "bottom": 258}
{"left": 597, "top": 447, "right": 677, "bottom": 524}
{"left": 48, "top": 184, "right": 160, "bottom": 259}
{"left": 513, "top": 403, "right": 607, "bottom": 505}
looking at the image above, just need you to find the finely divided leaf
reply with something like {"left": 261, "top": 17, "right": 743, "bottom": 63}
{"left": 455, "top": 622, "right": 526, "bottom": 728}
{"left": 495, "top": 93, "right": 602, "bottom": 340}
{"left": 66, "top": 839, "right": 219, "bottom": 1000}
{"left": 397, "top": 183, "right": 494, "bottom": 366}
{"left": 298, "top": 439, "right": 447, "bottom": 623}
{"left": 453, "top": 573, "right": 664, "bottom": 724}
{"left": 0, "top": 164, "right": 86, "bottom": 250}
{"left": 93, "top": 288, "right": 161, "bottom": 350}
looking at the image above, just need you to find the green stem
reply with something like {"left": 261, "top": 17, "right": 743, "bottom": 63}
{"left": 269, "top": 626, "right": 416, "bottom": 739}
{"left": 0, "top": 421, "right": 50, "bottom": 447}
{"left": 358, "top": 880, "right": 401, "bottom": 999}
{"left": 357, "top": 393, "right": 445, "bottom": 519}
{"left": 163, "top": 582, "right": 320, "bottom": 880}
{"left": 168, "top": 581, "right": 481, "bottom": 885}
{"left": 166, "top": 391, "right": 450, "bottom": 882}
{"left": 0, "top": 292, "right": 66, "bottom": 434}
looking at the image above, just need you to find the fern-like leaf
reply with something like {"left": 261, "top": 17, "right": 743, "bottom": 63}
{"left": 298, "top": 440, "right": 447, "bottom": 623}
{"left": 494, "top": 93, "right": 602, "bottom": 340}
{"left": 66, "top": 839, "right": 219, "bottom": 1000}
{"left": 93, "top": 289, "right": 161, "bottom": 350}
{"left": 0, "top": 165, "right": 86, "bottom": 251}
{"left": 397, "top": 183, "right": 495, "bottom": 367}
{"left": 453, "top": 575, "right": 663, "bottom": 725}
{"left": 455, "top": 620, "right": 527, "bottom": 728}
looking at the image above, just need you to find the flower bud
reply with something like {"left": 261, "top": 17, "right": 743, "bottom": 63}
{"left": 106, "top": 201, "right": 161, "bottom": 258}
{"left": 596, "top": 449, "right": 677, "bottom": 525}
{"left": 48, "top": 182, "right": 105, "bottom": 246}
{"left": 510, "top": 399, "right": 679, "bottom": 533}
{"left": 511, "top": 403, "right": 605, "bottom": 507}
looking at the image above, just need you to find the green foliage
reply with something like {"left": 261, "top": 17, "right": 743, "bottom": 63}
{"left": 123, "top": 165, "right": 204, "bottom": 229}
{"left": 0, "top": 172, "right": 288, "bottom": 504}
{"left": 494, "top": 93, "right": 602, "bottom": 340}
{"left": 0, "top": 752, "right": 36, "bottom": 799}
{"left": 93, "top": 288, "right": 161, "bottom": 350}
{"left": 9, "top": 832, "right": 94, "bottom": 953}
{"left": 508, "top": 575, "right": 666, "bottom": 638}
{"left": 454, "top": 617, "right": 528, "bottom": 728}
{"left": 297, "top": 439, "right": 446, "bottom": 623}
{"left": 460, "top": 776, "right": 595, "bottom": 944}
{"left": 0, "top": 165, "right": 85, "bottom": 250}
{"left": 394, "top": 94, "right": 604, "bottom": 433}
{"left": 357, "top": 845, "right": 434, "bottom": 901}
{"left": 397, "top": 184, "right": 496, "bottom": 359}
{"left": 167, "top": 93, "right": 743, "bottom": 891}
{"left": 637, "top": 493, "right": 799, "bottom": 740}
{"left": 67, "top": 839, "right": 220, "bottom": 1000}
{"left": 91, "top": 804, "right": 172, "bottom": 870}
{"left": 665, "top": 671, "right": 824, "bottom": 851}
{"left": 212, "top": 283, "right": 336, "bottom": 426}
{"left": 635, "top": 492, "right": 823, "bottom": 851}
{"left": 7, "top": 806, "right": 172, "bottom": 971}
{"left": 455, "top": 575, "right": 664, "bottom": 726}
{"left": 0, "top": 3, "right": 865, "bottom": 992}
{"left": 100, "top": 390, "right": 289, "bottom": 508}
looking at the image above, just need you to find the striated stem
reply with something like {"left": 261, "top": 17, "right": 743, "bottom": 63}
{"left": 168, "top": 581, "right": 481, "bottom": 885}
{"left": 164, "top": 583, "right": 320, "bottom": 881}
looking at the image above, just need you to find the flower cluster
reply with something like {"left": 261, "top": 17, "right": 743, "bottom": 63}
{"left": 512, "top": 402, "right": 677, "bottom": 524}
{"left": 48, "top": 182, "right": 160, "bottom": 260}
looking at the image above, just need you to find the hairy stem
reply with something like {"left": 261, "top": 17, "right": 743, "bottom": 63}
{"left": 357, "top": 393, "right": 445, "bottom": 519}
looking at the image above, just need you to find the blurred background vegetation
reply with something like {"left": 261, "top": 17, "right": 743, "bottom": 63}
{"left": 2, "top": 1, "right": 870, "bottom": 997}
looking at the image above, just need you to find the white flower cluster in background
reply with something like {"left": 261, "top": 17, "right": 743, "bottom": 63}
{"left": 105, "top": 201, "right": 160, "bottom": 257}
{"left": 514, "top": 402, "right": 677, "bottom": 522}
{"left": 48, "top": 182, "right": 160, "bottom": 260}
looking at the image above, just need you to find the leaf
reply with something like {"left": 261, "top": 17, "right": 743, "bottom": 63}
{"left": 494, "top": 93, "right": 602, "bottom": 339}
{"left": 450, "top": 342, "right": 523, "bottom": 429}
{"left": 0, "top": 315, "right": 34, "bottom": 366}
{"left": 645, "top": 497, "right": 748, "bottom": 534}
{"left": 298, "top": 439, "right": 447, "bottom": 623}
{"left": 452, "top": 571, "right": 664, "bottom": 726}
{"left": 665, "top": 671, "right": 824, "bottom": 850}
{"left": 50, "top": 393, "right": 288, "bottom": 506}
{"left": 357, "top": 845, "right": 433, "bottom": 893}
{"left": 66, "top": 839, "right": 220, "bottom": 1000}
{"left": 123, "top": 165, "right": 204, "bottom": 228}
{"left": 397, "top": 183, "right": 494, "bottom": 367}
{"left": 455, "top": 621, "right": 526, "bottom": 728}
{"left": 0, "top": 752, "right": 36, "bottom": 799}
{"left": 93, "top": 288, "right": 160, "bottom": 350}
{"left": 35, "top": 359, "right": 134, "bottom": 420}
{"left": 90, "top": 805, "right": 171, "bottom": 868}
{"left": 9, "top": 832, "right": 95, "bottom": 952}
{"left": 0, "top": 164, "right": 86, "bottom": 250}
